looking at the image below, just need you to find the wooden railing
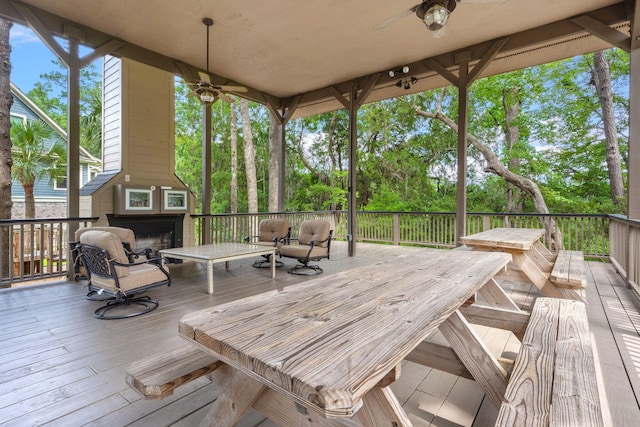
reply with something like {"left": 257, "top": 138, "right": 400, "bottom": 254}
{"left": 193, "top": 211, "right": 610, "bottom": 257}
{"left": 0, "top": 217, "right": 98, "bottom": 287}
{"left": 609, "top": 215, "right": 640, "bottom": 298}
{"left": 1, "top": 211, "right": 624, "bottom": 289}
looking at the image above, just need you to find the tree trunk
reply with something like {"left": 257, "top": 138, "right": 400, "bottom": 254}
{"left": 268, "top": 115, "right": 279, "bottom": 212}
{"left": 239, "top": 98, "right": 258, "bottom": 213}
{"left": 503, "top": 87, "right": 522, "bottom": 213}
{"left": 414, "top": 106, "right": 563, "bottom": 249}
{"left": 230, "top": 100, "right": 238, "bottom": 214}
{"left": 592, "top": 50, "right": 625, "bottom": 205}
{"left": 24, "top": 183, "right": 35, "bottom": 218}
{"left": 0, "top": 18, "right": 13, "bottom": 283}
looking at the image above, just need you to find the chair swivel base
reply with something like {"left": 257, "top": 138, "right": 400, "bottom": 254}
{"left": 252, "top": 257, "right": 284, "bottom": 268}
{"left": 287, "top": 263, "right": 323, "bottom": 276}
{"left": 93, "top": 295, "right": 159, "bottom": 320}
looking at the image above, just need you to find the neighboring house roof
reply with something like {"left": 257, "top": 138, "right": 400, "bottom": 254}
{"left": 10, "top": 82, "right": 102, "bottom": 167}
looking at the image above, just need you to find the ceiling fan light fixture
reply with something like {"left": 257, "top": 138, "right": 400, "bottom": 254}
{"left": 395, "top": 80, "right": 403, "bottom": 88}
{"left": 416, "top": 0, "right": 456, "bottom": 32}
{"left": 424, "top": 4, "right": 449, "bottom": 31}
{"left": 199, "top": 88, "right": 217, "bottom": 104}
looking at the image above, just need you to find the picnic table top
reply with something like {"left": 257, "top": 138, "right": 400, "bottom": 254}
{"left": 179, "top": 249, "right": 511, "bottom": 418}
{"left": 460, "top": 227, "right": 545, "bottom": 250}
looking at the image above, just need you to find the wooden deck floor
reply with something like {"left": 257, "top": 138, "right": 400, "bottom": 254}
{"left": 1, "top": 242, "right": 639, "bottom": 426}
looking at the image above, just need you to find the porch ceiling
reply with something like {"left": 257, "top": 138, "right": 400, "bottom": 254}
{"left": 1, "top": 1, "right": 631, "bottom": 118}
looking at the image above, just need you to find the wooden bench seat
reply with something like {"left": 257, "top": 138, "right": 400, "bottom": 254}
{"left": 550, "top": 250, "right": 587, "bottom": 289}
{"left": 495, "top": 297, "right": 603, "bottom": 426}
{"left": 126, "top": 345, "right": 222, "bottom": 400}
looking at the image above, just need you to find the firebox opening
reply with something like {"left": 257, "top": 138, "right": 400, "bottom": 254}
{"left": 106, "top": 214, "right": 184, "bottom": 263}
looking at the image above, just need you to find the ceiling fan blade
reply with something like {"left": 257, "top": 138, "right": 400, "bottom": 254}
{"left": 187, "top": 91, "right": 198, "bottom": 98}
{"left": 218, "top": 92, "right": 234, "bottom": 103}
{"left": 198, "top": 71, "right": 211, "bottom": 84}
{"left": 373, "top": 5, "right": 419, "bottom": 31}
{"left": 217, "top": 85, "right": 248, "bottom": 93}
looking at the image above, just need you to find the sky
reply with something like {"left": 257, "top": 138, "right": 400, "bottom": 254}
{"left": 8, "top": 23, "right": 60, "bottom": 94}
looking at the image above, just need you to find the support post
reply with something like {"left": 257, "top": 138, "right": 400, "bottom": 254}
{"left": 202, "top": 103, "right": 212, "bottom": 244}
{"left": 348, "top": 84, "right": 358, "bottom": 257}
{"left": 629, "top": 30, "right": 640, "bottom": 218}
{"left": 455, "top": 59, "right": 469, "bottom": 246}
{"left": 265, "top": 96, "right": 299, "bottom": 214}
{"left": 66, "top": 36, "right": 81, "bottom": 278}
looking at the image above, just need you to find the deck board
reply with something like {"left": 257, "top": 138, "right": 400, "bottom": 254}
{"left": 0, "top": 242, "right": 639, "bottom": 426}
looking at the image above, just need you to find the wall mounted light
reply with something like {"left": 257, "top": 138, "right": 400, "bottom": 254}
{"left": 389, "top": 66, "right": 419, "bottom": 90}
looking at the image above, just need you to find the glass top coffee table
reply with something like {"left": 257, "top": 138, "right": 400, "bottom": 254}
{"left": 160, "top": 243, "right": 276, "bottom": 294}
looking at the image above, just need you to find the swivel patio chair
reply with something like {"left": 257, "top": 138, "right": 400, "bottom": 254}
{"left": 244, "top": 218, "right": 290, "bottom": 268}
{"left": 78, "top": 229, "right": 171, "bottom": 319}
{"left": 279, "top": 219, "right": 332, "bottom": 275}
{"left": 71, "top": 226, "right": 153, "bottom": 283}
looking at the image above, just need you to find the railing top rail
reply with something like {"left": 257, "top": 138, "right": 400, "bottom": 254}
{"left": 608, "top": 214, "right": 640, "bottom": 227}
{"left": 0, "top": 217, "right": 99, "bottom": 226}
{"left": 190, "top": 211, "right": 609, "bottom": 218}
{"left": 190, "top": 211, "right": 339, "bottom": 218}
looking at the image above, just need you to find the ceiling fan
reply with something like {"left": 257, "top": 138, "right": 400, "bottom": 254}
{"left": 188, "top": 18, "right": 247, "bottom": 105}
{"left": 374, "top": 0, "right": 506, "bottom": 33}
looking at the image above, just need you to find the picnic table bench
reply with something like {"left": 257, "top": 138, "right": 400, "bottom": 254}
{"left": 496, "top": 297, "right": 602, "bottom": 426}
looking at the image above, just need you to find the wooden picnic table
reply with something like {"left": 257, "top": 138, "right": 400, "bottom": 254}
{"left": 459, "top": 227, "right": 585, "bottom": 302}
{"left": 178, "top": 249, "right": 514, "bottom": 426}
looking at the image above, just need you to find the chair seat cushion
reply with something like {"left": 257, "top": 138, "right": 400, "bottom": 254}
{"left": 280, "top": 245, "right": 327, "bottom": 259}
{"left": 80, "top": 230, "right": 130, "bottom": 277}
{"left": 298, "top": 220, "right": 330, "bottom": 247}
{"left": 258, "top": 219, "right": 289, "bottom": 242}
{"left": 91, "top": 263, "right": 169, "bottom": 293}
{"left": 76, "top": 226, "right": 137, "bottom": 251}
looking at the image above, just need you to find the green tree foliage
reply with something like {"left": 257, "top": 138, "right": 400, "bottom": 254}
{"left": 173, "top": 49, "right": 629, "bottom": 215}
{"left": 26, "top": 60, "right": 103, "bottom": 158}
{"left": 10, "top": 119, "right": 66, "bottom": 217}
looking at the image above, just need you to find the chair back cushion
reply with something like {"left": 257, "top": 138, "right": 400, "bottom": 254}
{"left": 258, "top": 219, "right": 289, "bottom": 242}
{"left": 80, "top": 230, "right": 130, "bottom": 277}
{"left": 76, "top": 226, "right": 137, "bottom": 251}
{"left": 298, "top": 220, "right": 330, "bottom": 247}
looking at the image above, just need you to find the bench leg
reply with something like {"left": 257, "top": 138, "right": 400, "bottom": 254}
{"left": 440, "top": 310, "right": 509, "bottom": 408}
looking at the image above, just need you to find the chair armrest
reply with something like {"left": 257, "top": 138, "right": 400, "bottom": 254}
{"left": 134, "top": 247, "right": 153, "bottom": 259}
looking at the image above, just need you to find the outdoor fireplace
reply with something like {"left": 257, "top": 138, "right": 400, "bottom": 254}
{"left": 106, "top": 214, "right": 184, "bottom": 261}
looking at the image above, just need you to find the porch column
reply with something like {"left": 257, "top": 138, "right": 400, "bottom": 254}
{"left": 629, "top": 2, "right": 640, "bottom": 219}
{"left": 266, "top": 96, "right": 299, "bottom": 213}
{"left": 66, "top": 36, "right": 80, "bottom": 222}
{"left": 456, "top": 59, "right": 469, "bottom": 246}
{"left": 327, "top": 77, "right": 378, "bottom": 256}
{"left": 348, "top": 85, "right": 358, "bottom": 257}
{"left": 202, "top": 103, "right": 212, "bottom": 244}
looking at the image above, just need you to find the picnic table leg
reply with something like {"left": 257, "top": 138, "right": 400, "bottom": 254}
{"left": 510, "top": 252, "right": 565, "bottom": 299}
{"left": 440, "top": 310, "right": 509, "bottom": 408}
{"left": 199, "top": 364, "right": 266, "bottom": 427}
{"left": 353, "top": 386, "right": 413, "bottom": 427}
{"left": 477, "top": 278, "right": 521, "bottom": 311}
